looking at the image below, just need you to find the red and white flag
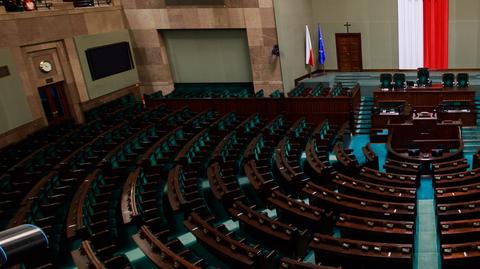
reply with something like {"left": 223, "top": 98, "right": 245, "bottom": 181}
{"left": 398, "top": 0, "right": 448, "bottom": 70}
{"left": 306, "top": 25, "right": 314, "bottom": 67}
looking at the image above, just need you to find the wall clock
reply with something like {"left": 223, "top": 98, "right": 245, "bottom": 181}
{"left": 39, "top": 60, "right": 53, "bottom": 73}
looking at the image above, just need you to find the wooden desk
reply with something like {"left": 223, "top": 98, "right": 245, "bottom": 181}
{"left": 387, "top": 119, "right": 464, "bottom": 163}
{"left": 373, "top": 86, "right": 475, "bottom": 107}
{"left": 373, "top": 86, "right": 475, "bottom": 126}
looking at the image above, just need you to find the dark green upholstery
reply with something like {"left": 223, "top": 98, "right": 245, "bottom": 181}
{"left": 380, "top": 73, "right": 393, "bottom": 89}
{"left": 457, "top": 73, "right": 469, "bottom": 88}
{"left": 393, "top": 73, "right": 406, "bottom": 89}
{"left": 270, "top": 90, "right": 282, "bottom": 98}
{"left": 442, "top": 73, "right": 455, "bottom": 88}
{"left": 416, "top": 68, "right": 431, "bottom": 86}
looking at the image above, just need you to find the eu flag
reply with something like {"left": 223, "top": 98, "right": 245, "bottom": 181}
{"left": 318, "top": 24, "right": 326, "bottom": 65}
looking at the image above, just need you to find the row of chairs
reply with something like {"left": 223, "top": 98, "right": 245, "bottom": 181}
{"left": 7, "top": 94, "right": 477, "bottom": 269}
{"left": 146, "top": 84, "right": 358, "bottom": 100}
{"left": 6, "top": 101, "right": 177, "bottom": 268}
{"left": 380, "top": 71, "right": 469, "bottom": 89}
{"left": 0, "top": 103, "right": 147, "bottom": 228}
{"left": 433, "top": 164, "right": 480, "bottom": 268}
{"left": 289, "top": 83, "right": 356, "bottom": 98}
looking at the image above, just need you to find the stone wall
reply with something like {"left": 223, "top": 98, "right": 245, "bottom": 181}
{"left": 0, "top": 5, "right": 128, "bottom": 146}
{"left": 122, "top": 0, "right": 283, "bottom": 95}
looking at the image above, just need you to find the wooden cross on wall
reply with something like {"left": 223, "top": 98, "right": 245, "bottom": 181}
{"left": 344, "top": 22, "right": 351, "bottom": 33}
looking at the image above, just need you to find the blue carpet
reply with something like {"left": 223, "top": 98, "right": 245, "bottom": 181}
{"left": 348, "top": 135, "right": 370, "bottom": 165}
{"left": 369, "top": 143, "right": 388, "bottom": 172}
{"left": 466, "top": 153, "right": 474, "bottom": 170}
{"left": 332, "top": 228, "right": 341, "bottom": 238}
{"left": 417, "top": 178, "right": 434, "bottom": 199}
{"left": 303, "top": 250, "right": 316, "bottom": 263}
{"left": 414, "top": 177, "right": 441, "bottom": 269}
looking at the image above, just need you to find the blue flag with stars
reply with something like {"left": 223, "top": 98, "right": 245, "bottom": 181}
{"left": 318, "top": 23, "right": 326, "bottom": 65}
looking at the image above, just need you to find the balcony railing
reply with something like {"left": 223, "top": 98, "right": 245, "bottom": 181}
{"left": 1, "top": 0, "right": 113, "bottom": 13}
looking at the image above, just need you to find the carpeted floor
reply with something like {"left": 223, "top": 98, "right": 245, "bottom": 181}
{"left": 349, "top": 135, "right": 441, "bottom": 269}
{"left": 348, "top": 135, "right": 388, "bottom": 172}
{"left": 414, "top": 177, "right": 441, "bottom": 269}
{"left": 349, "top": 135, "right": 370, "bottom": 165}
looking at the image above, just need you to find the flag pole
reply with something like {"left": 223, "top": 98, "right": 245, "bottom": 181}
{"left": 318, "top": 23, "right": 327, "bottom": 75}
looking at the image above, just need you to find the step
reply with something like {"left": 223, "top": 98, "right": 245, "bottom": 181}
{"left": 334, "top": 79, "right": 357, "bottom": 82}
{"left": 334, "top": 78, "right": 360, "bottom": 81}
{"left": 463, "top": 145, "right": 480, "bottom": 151}
{"left": 355, "top": 115, "right": 372, "bottom": 120}
{"left": 462, "top": 133, "right": 480, "bottom": 137}
{"left": 335, "top": 75, "right": 360, "bottom": 80}
{"left": 354, "top": 117, "right": 371, "bottom": 121}
{"left": 335, "top": 75, "right": 372, "bottom": 79}
{"left": 334, "top": 80, "right": 357, "bottom": 83}
{"left": 355, "top": 120, "right": 372, "bottom": 124}
{"left": 360, "top": 105, "right": 373, "bottom": 108}
{"left": 355, "top": 125, "right": 372, "bottom": 130}
{"left": 356, "top": 125, "right": 372, "bottom": 129}
{"left": 355, "top": 129, "right": 371, "bottom": 135}
{"left": 334, "top": 83, "right": 357, "bottom": 85}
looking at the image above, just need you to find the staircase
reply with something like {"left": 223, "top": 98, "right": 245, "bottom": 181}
{"left": 334, "top": 74, "right": 357, "bottom": 89}
{"left": 353, "top": 96, "right": 373, "bottom": 135}
{"left": 334, "top": 73, "right": 371, "bottom": 89}
{"left": 462, "top": 96, "right": 480, "bottom": 154}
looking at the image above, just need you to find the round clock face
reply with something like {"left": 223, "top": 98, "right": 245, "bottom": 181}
{"left": 39, "top": 61, "right": 53, "bottom": 73}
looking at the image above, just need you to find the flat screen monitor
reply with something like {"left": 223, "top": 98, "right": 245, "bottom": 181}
{"left": 85, "top": 42, "right": 134, "bottom": 81}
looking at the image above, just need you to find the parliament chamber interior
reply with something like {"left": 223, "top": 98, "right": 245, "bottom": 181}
{"left": 2, "top": 0, "right": 480, "bottom": 269}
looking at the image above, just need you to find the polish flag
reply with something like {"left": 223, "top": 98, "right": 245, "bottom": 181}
{"left": 306, "top": 25, "right": 314, "bottom": 67}
{"left": 398, "top": 0, "right": 448, "bottom": 70}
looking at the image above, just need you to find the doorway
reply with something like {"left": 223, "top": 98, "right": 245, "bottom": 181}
{"left": 38, "top": 82, "right": 71, "bottom": 123}
{"left": 335, "top": 33, "right": 363, "bottom": 71}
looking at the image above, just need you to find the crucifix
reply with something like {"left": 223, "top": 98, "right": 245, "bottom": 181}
{"left": 344, "top": 22, "right": 352, "bottom": 33}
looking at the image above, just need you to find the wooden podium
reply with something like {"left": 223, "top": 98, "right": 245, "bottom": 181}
{"left": 372, "top": 86, "right": 476, "bottom": 127}
{"left": 386, "top": 113, "right": 463, "bottom": 162}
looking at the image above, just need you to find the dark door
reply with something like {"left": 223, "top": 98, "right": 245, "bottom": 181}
{"left": 335, "top": 33, "right": 363, "bottom": 71}
{"left": 38, "top": 82, "right": 71, "bottom": 123}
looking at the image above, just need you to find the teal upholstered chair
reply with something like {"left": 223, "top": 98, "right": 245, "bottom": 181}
{"left": 393, "top": 73, "right": 406, "bottom": 89}
{"left": 457, "top": 73, "right": 469, "bottom": 88}
{"left": 442, "top": 73, "right": 455, "bottom": 88}
{"left": 380, "top": 73, "right": 393, "bottom": 89}
{"left": 416, "top": 68, "right": 431, "bottom": 86}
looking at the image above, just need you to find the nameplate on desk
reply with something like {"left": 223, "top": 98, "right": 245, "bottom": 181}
{"left": 0, "top": 66, "right": 10, "bottom": 78}
{"left": 445, "top": 109, "right": 470, "bottom": 113}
